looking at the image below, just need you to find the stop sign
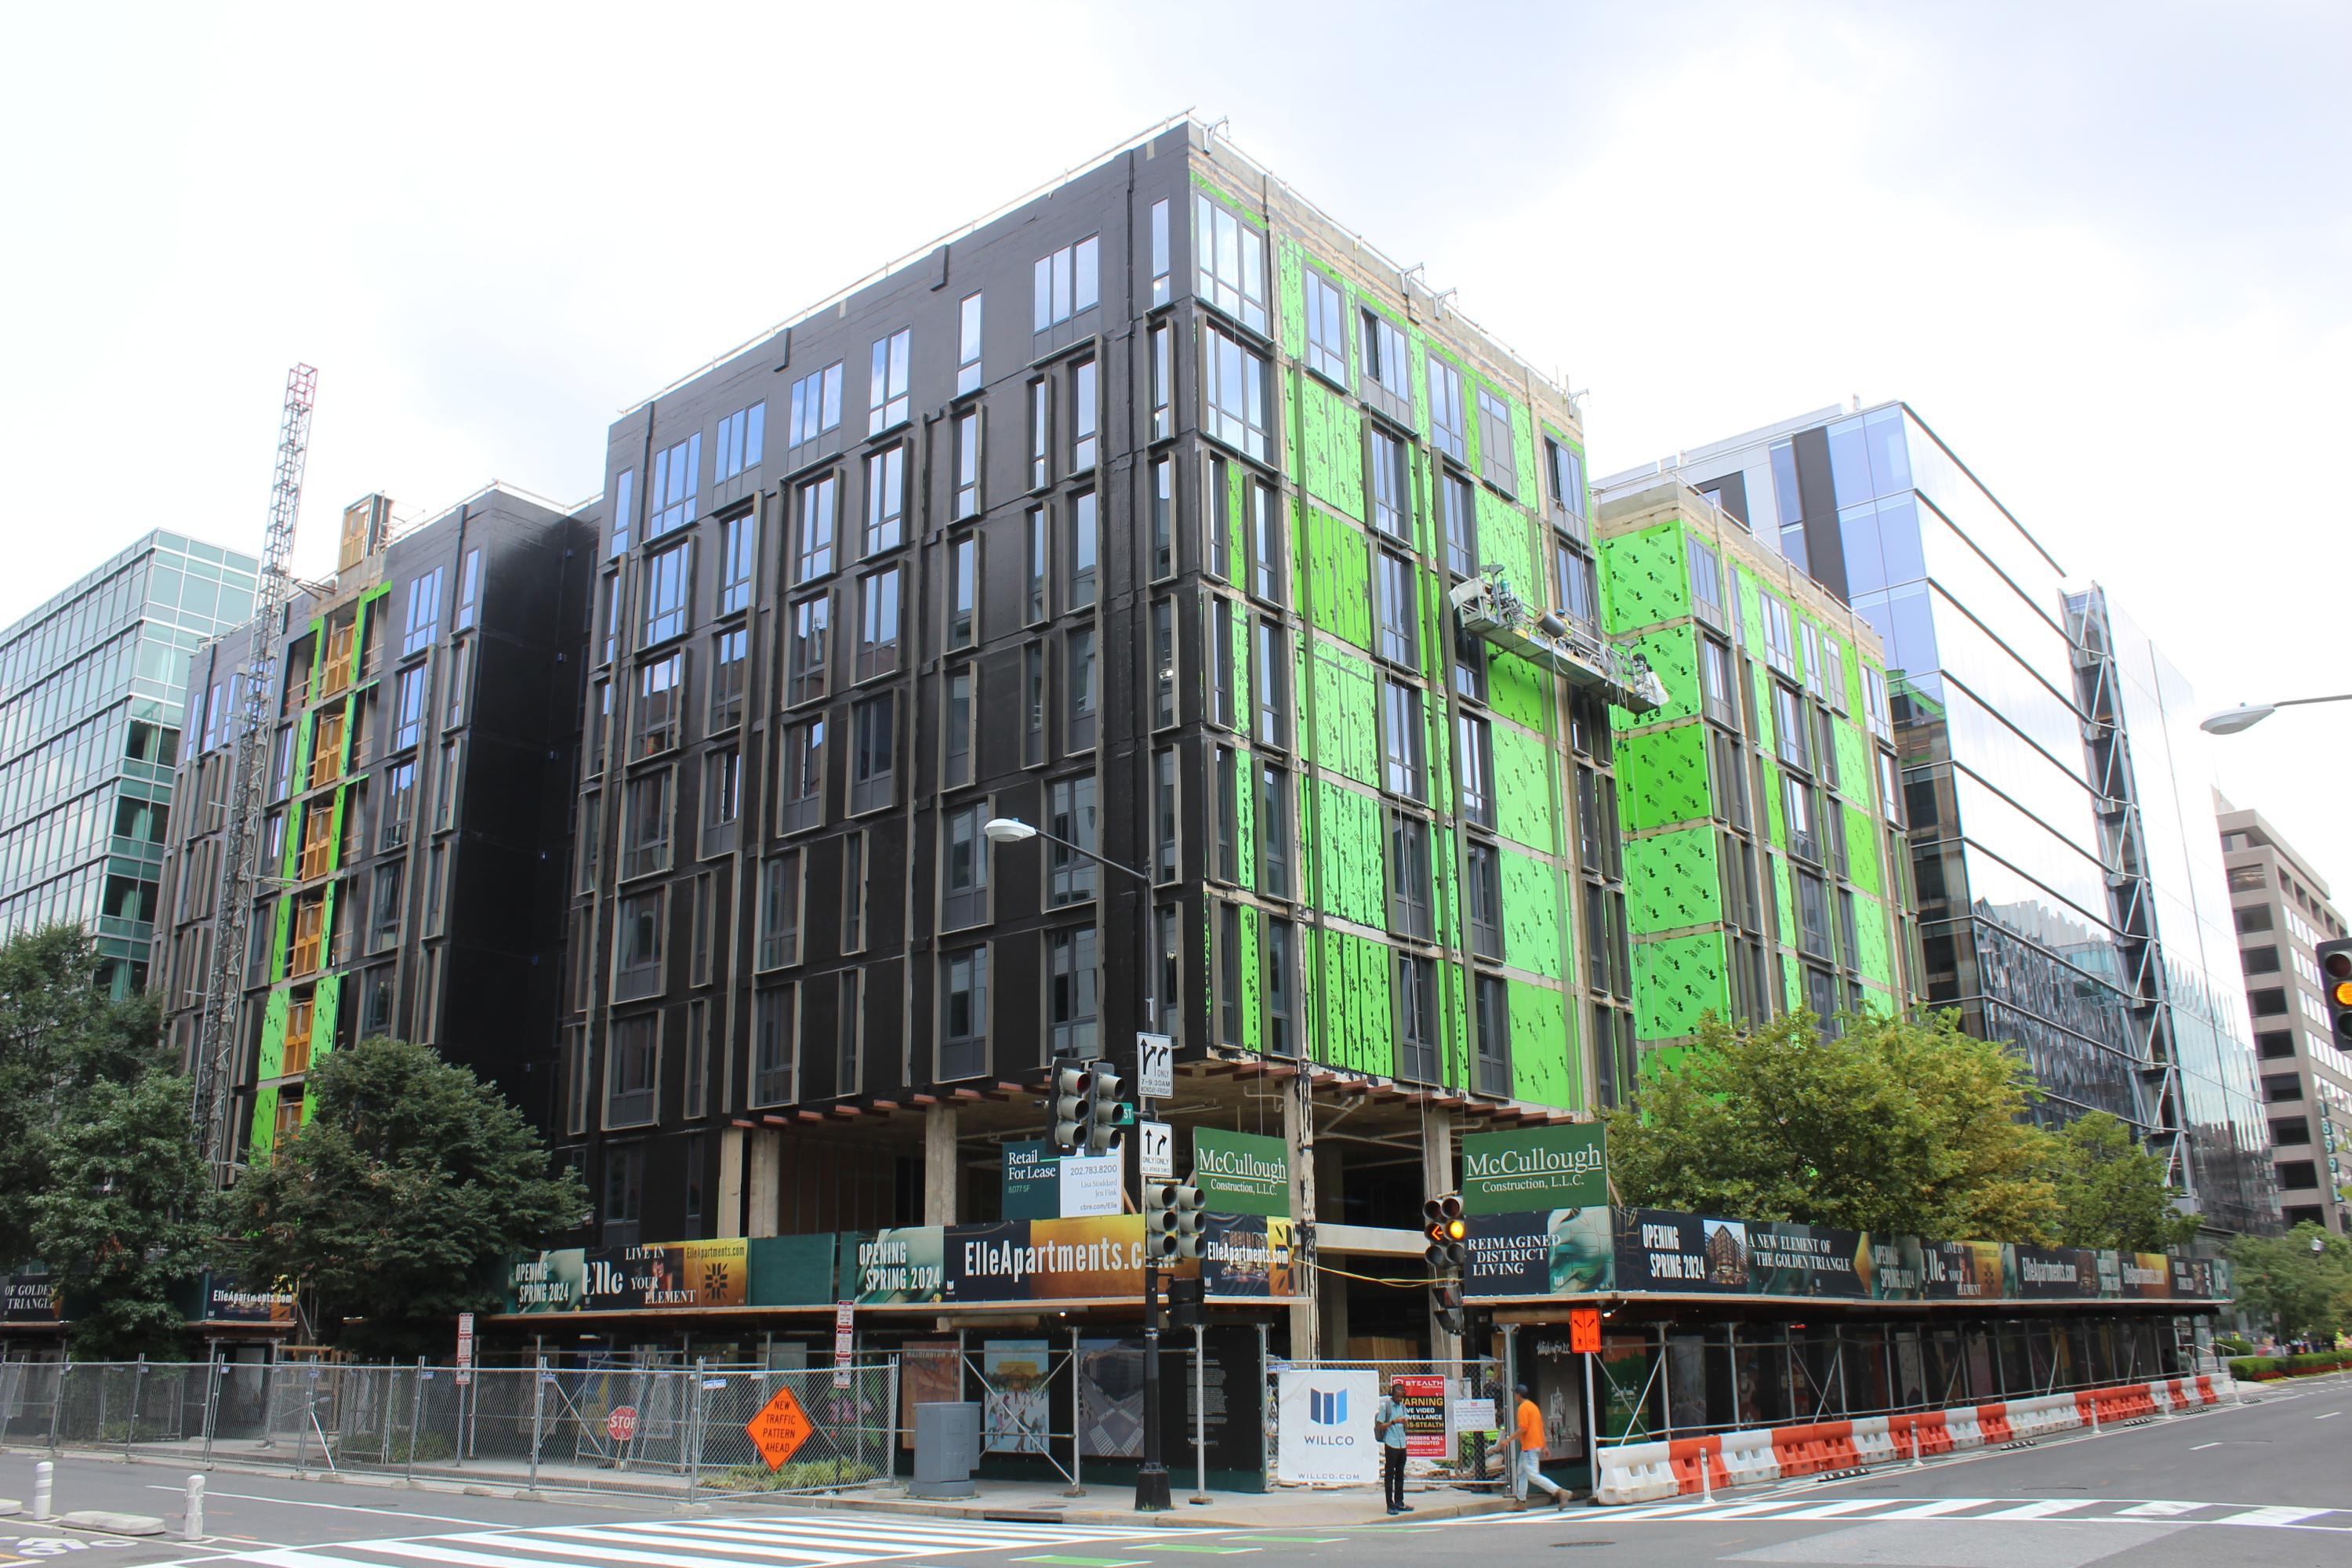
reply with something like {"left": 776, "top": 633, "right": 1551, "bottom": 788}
{"left": 606, "top": 1405, "right": 638, "bottom": 1443}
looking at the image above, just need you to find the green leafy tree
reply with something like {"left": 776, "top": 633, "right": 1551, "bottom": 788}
{"left": 223, "top": 1036, "right": 586, "bottom": 1357}
{"left": 1606, "top": 1008, "right": 2061, "bottom": 1240}
{"left": 31, "top": 1069, "right": 214, "bottom": 1358}
{"left": 2044, "top": 1111, "right": 2199, "bottom": 1250}
{"left": 2227, "top": 1223, "right": 2352, "bottom": 1341}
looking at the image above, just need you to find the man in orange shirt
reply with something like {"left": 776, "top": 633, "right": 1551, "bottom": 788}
{"left": 1512, "top": 1383, "right": 1569, "bottom": 1508}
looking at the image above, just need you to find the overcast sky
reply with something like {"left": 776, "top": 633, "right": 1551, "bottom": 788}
{"left": 4, "top": 2, "right": 2346, "bottom": 884}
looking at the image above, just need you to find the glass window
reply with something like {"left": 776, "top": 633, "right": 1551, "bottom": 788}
{"left": 1388, "top": 811, "right": 1431, "bottom": 938}
{"left": 779, "top": 718, "right": 824, "bottom": 833}
{"left": 954, "top": 410, "right": 981, "bottom": 520}
{"left": 1247, "top": 479, "right": 1283, "bottom": 603}
{"left": 1264, "top": 917, "right": 1297, "bottom": 1058}
{"left": 1467, "top": 840, "right": 1503, "bottom": 960}
{"left": 1259, "top": 760, "right": 1292, "bottom": 900}
{"left": 702, "top": 750, "right": 741, "bottom": 855}
{"left": 1555, "top": 541, "right": 1595, "bottom": 625}
{"left": 1213, "top": 745, "right": 1239, "bottom": 884}
{"left": 1068, "top": 491, "right": 1098, "bottom": 609}
{"left": 1193, "top": 194, "right": 1267, "bottom": 332}
{"left": 1546, "top": 437, "right": 1585, "bottom": 521}
{"left": 614, "top": 890, "right": 665, "bottom": 1000}
{"left": 787, "top": 592, "right": 831, "bottom": 706}
{"left": 787, "top": 362, "right": 844, "bottom": 448}
{"left": 1033, "top": 234, "right": 1100, "bottom": 329}
{"left": 1153, "top": 747, "right": 1178, "bottom": 880}
{"left": 1201, "top": 323, "right": 1270, "bottom": 461}
{"left": 1476, "top": 388, "right": 1516, "bottom": 495}
{"left": 1770, "top": 438, "right": 1802, "bottom": 528}
{"left": 648, "top": 434, "right": 700, "bottom": 539}
{"left": 716, "top": 401, "right": 765, "bottom": 480}
{"left": 1022, "top": 643, "right": 1045, "bottom": 767}
{"left": 947, "top": 535, "right": 977, "bottom": 649}
{"left": 856, "top": 566, "right": 902, "bottom": 681}
{"left": 1151, "top": 457, "right": 1174, "bottom": 579}
{"left": 956, "top": 292, "right": 983, "bottom": 396}
{"left": 863, "top": 444, "right": 906, "bottom": 556}
{"left": 1394, "top": 954, "right": 1438, "bottom": 1084}
{"left": 622, "top": 769, "right": 672, "bottom": 880}
{"left": 1381, "top": 679, "right": 1424, "bottom": 798}
{"left": 709, "top": 626, "right": 746, "bottom": 731}
{"left": 1304, "top": 268, "right": 1347, "bottom": 383}
{"left": 793, "top": 472, "right": 837, "bottom": 584}
{"left": 1440, "top": 470, "right": 1476, "bottom": 578}
{"left": 1376, "top": 551, "right": 1417, "bottom": 667}
{"left": 1047, "top": 774, "right": 1098, "bottom": 906}
{"left": 941, "top": 949, "right": 989, "bottom": 1080}
{"left": 1255, "top": 619, "right": 1287, "bottom": 746}
{"left": 609, "top": 468, "right": 635, "bottom": 557}
{"left": 1359, "top": 307, "right": 1408, "bottom": 402}
{"left": 1369, "top": 427, "right": 1409, "bottom": 539}
{"left": 840, "top": 831, "right": 866, "bottom": 953}
{"left": 1428, "top": 354, "right": 1465, "bottom": 461}
{"left": 1773, "top": 683, "right": 1810, "bottom": 771}
{"left": 1070, "top": 358, "right": 1098, "bottom": 473}
{"left": 1688, "top": 539, "right": 1723, "bottom": 622}
{"left": 1153, "top": 598, "right": 1177, "bottom": 728}
{"left": 753, "top": 985, "right": 796, "bottom": 1104}
{"left": 401, "top": 569, "right": 441, "bottom": 656}
{"left": 868, "top": 327, "right": 911, "bottom": 434}
{"left": 1025, "top": 507, "right": 1047, "bottom": 622}
{"left": 454, "top": 547, "right": 482, "bottom": 631}
{"left": 717, "top": 510, "right": 755, "bottom": 615}
{"left": 1762, "top": 594, "right": 1796, "bottom": 676}
{"left": 1049, "top": 925, "right": 1100, "bottom": 1055}
{"left": 641, "top": 543, "right": 689, "bottom": 644}
{"left": 635, "top": 652, "right": 681, "bottom": 757}
{"left": 599, "top": 572, "right": 622, "bottom": 665}
{"left": 1475, "top": 973, "right": 1510, "bottom": 1095}
{"left": 1149, "top": 198, "right": 1171, "bottom": 305}
{"left": 1150, "top": 321, "right": 1173, "bottom": 441}
{"left": 1029, "top": 377, "right": 1051, "bottom": 490}
{"left": 1066, "top": 627, "right": 1096, "bottom": 751}
{"left": 391, "top": 665, "right": 426, "bottom": 752}
{"left": 850, "top": 694, "right": 895, "bottom": 813}
{"left": 943, "top": 666, "right": 975, "bottom": 789}
{"left": 1459, "top": 713, "right": 1494, "bottom": 828}
{"left": 942, "top": 802, "right": 989, "bottom": 928}
{"left": 1210, "top": 597, "right": 1236, "bottom": 728}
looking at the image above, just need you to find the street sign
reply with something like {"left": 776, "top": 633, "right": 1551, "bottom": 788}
{"left": 833, "top": 1300, "right": 855, "bottom": 1388}
{"left": 1139, "top": 1120, "right": 1174, "bottom": 1181}
{"left": 1138, "top": 1033, "right": 1174, "bottom": 1098}
{"left": 1060, "top": 1152, "right": 1121, "bottom": 1217}
{"left": 746, "top": 1385, "right": 815, "bottom": 1469}
{"left": 456, "top": 1312, "right": 475, "bottom": 1386}
{"left": 605, "top": 1404, "right": 638, "bottom": 1444}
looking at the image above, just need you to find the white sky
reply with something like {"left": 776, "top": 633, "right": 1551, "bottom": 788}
{"left": 4, "top": 2, "right": 2347, "bottom": 885}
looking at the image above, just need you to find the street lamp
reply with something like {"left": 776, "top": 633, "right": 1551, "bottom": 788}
{"left": 982, "top": 816, "right": 1174, "bottom": 1512}
{"left": 2199, "top": 694, "right": 2352, "bottom": 735}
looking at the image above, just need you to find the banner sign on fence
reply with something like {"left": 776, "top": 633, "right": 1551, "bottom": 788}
{"left": 1001, "top": 1140, "right": 1061, "bottom": 1221}
{"left": 1392, "top": 1373, "right": 1450, "bottom": 1458}
{"left": 1274, "top": 1367, "right": 1377, "bottom": 1486}
{"left": 983, "top": 1339, "right": 1052, "bottom": 1454}
{"left": 1460, "top": 1207, "right": 2231, "bottom": 1307}
{"left": 2, "top": 1269, "right": 58, "bottom": 1323}
{"left": 1461, "top": 1124, "right": 1608, "bottom": 1214}
{"left": 1192, "top": 1128, "right": 1290, "bottom": 1216}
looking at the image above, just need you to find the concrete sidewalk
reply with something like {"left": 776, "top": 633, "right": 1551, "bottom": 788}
{"left": 774, "top": 1479, "right": 1520, "bottom": 1530}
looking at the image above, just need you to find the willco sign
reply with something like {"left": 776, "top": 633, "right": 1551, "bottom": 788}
{"left": 1461, "top": 1124, "right": 1608, "bottom": 1214}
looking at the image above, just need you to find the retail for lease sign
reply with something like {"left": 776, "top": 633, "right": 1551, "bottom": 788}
{"left": 1461, "top": 1124, "right": 1607, "bottom": 1214}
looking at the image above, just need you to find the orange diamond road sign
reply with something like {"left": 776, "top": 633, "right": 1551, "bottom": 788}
{"left": 746, "top": 1385, "right": 815, "bottom": 1470}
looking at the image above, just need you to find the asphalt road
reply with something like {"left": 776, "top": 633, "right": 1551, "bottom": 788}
{"left": 0, "top": 1375, "right": 2342, "bottom": 1568}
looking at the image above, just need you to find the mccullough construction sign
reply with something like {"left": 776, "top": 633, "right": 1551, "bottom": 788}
{"left": 1461, "top": 1124, "right": 1608, "bottom": 1213}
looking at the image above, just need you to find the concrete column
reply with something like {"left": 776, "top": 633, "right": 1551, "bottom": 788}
{"left": 924, "top": 1103, "right": 960, "bottom": 1225}
{"left": 1422, "top": 1105, "right": 1461, "bottom": 1364}
{"left": 1314, "top": 1136, "right": 1348, "bottom": 1356}
{"left": 1284, "top": 1073, "right": 1319, "bottom": 1360}
{"left": 746, "top": 1127, "right": 782, "bottom": 1239}
{"left": 717, "top": 1127, "right": 746, "bottom": 1239}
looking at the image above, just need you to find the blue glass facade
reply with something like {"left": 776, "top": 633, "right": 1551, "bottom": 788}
{"left": 0, "top": 530, "right": 260, "bottom": 994}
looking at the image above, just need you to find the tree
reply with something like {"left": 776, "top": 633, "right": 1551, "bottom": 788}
{"left": 2044, "top": 1112, "right": 2199, "bottom": 1250}
{"left": 2227, "top": 1223, "right": 2352, "bottom": 1342}
{"left": 30, "top": 1069, "right": 214, "bottom": 1358}
{"left": 1606, "top": 1008, "right": 2061, "bottom": 1240}
{"left": 223, "top": 1036, "right": 586, "bottom": 1358}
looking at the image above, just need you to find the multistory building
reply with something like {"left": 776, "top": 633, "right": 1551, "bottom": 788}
{"left": 2218, "top": 797, "right": 2351, "bottom": 1232}
{"left": 153, "top": 488, "right": 595, "bottom": 1158}
{"left": 1596, "top": 481, "right": 1917, "bottom": 1059}
{"left": 556, "top": 121, "right": 1690, "bottom": 1356}
{"left": 0, "top": 531, "right": 260, "bottom": 995}
{"left": 1599, "top": 404, "right": 2276, "bottom": 1234}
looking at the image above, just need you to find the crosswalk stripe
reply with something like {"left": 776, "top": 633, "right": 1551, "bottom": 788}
{"left": 1854, "top": 1498, "right": 2002, "bottom": 1519}
{"left": 1969, "top": 1500, "right": 2099, "bottom": 1519}
{"left": 1742, "top": 1499, "right": 1915, "bottom": 1520}
{"left": 2214, "top": 1507, "right": 2331, "bottom": 1527}
{"left": 510, "top": 1526, "right": 873, "bottom": 1564}
{"left": 2116, "top": 1501, "right": 2209, "bottom": 1517}
{"left": 359, "top": 1543, "right": 613, "bottom": 1568}
{"left": 704, "top": 1515, "right": 1159, "bottom": 1545}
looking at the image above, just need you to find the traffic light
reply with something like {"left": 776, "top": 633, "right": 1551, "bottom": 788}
{"left": 2321, "top": 938, "right": 2352, "bottom": 1043}
{"left": 1422, "top": 1194, "right": 1468, "bottom": 1272}
{"left": 1432, "top": 1279, "right": 1466, "bottom": 1338}
{"left": 1089, "top": 1066, "right": 1127, "bottom": 1153}
{"left": 1145, "top": 1180, "right": 1204, "bottom": 1261}
{"left": 1051, "top": 1054, "right": 1092, "bottom": 1154}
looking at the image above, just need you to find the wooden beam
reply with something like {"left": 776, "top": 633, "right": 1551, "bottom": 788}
{"left": 910, "top": 1093, "right": 941, "bottom": 1107}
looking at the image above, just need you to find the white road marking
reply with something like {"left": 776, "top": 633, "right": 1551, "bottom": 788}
{"left": 1969, "top": 1499, "right": 2097, "bottom": 1519}
{"left": 2190, "top": 1440, "right": 2223, "bottom": 1450}
{"left": 2214, "top": 1506, "right": 2331, "bottom": 1527}
{"left": 1741, "top": 1499, "right": 1910, "bottom": 1520}
{"left": 2116, "top": 1501, "right": 2209, "bottom": 1516}
{"left": 2317, "top": 1410, "right": 2341, "bottom": 1420}
{"left": 143, "top": 1487, "right": 509, "bottom": 1526}
{"left": 1853, "top": 1498, "right": 1999, "bottom": 1519}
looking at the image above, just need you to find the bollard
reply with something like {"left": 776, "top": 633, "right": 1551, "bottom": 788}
{"left": 1700, "top": 1448, "right": 1713, "bottom": 1503}
{"left": 183, "top": 1475, "right": 205, "bottom": 1541}
{"left": 32, "top": 1460, "right": 53, "bottom": 1520}
{"left": 2090, "top": 1396, "right": 2101, "bottom": 1437}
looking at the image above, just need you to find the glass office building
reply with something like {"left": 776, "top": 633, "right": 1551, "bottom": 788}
{"left": 0, "top": 531, "right": 260, "bottom": 994}
{"left": 1599, "top": 402, "right": 2276, "bottom": 1232}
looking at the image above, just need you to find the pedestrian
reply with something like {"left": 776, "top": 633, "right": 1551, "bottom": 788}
{"left": 1374, "top": 1377, "right": 1413, "bottom": 1515}
{"left": 1512, "top": 1382, "right": 1570, "bottom": 1510}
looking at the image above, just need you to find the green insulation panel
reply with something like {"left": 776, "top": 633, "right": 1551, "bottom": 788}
{"left": 1633, "top": 930, "right": 1731, "bottom": 1040}
{"left": 1772, "top": 856, "right": 1795, "bottom": 947}
{"left": 1488, "top": 652, "right": 1549, "bottom": 732}
{"left": 252, "top": 987, "right": 290, "bottom": 1081}
{"left": 1311, "top": 643, "right": 1379, "bottom": 786}
{"left": 1600, "top": 523, "right": 1687, "bottom": 633}
{"left": 1625, "top": 827, "right": 1722, "bottom": 934}
{"left": 1275, "top": 238, "right": 1305, "bottom": 361}
{"left": 1239, "top": 905, "right": 1261, "bottom": 1052}
{"left": 1301, "top": 504, "right": 1373, "bottom": 650}
{"left": 1736, "top": 571, "right": 1766, "bottom": 658}
{"left": 1508, "top": 397, "right": 1541, "bottom": 501}
{"left": 1297, "top": 373, "right": 1364, "bottom": 521}
{"left": 1475, "top": 488, "right": 1539, "bottom": 601}
{"left": 1749, "top": 661, "right": 1776, "bottom": 758}
{"left": 1319, "top": 927, "right": 1396, "bottom": 1077}
{"left": 1232, "top": 742, "right": 1256, "bottom": 892}
{"left": 1508, "top": 980, "right": 1577, "bottom": 1109}
{"left": 1500, "top": 848, "right": 1565, "bottom": 979}
{"left": 1782, "top": 954, "right": 1803, "bottom": 1012}
{"left": 1491, "top": 723, "right": 1555, "bottom": 854}
{"left": 1853, "top": 891, "right": 1894, "bottom": 988}
{"left": 1617, "top": 626, "right": 1700, "bottom": 727}
{"left": 1834, "top": 718, "right": 1872, "bottom": 801}
{"left": 249, "top": 1084, "right": 281, "bottom": 1159}
{"left": 1761, "top": 759, "right": 1784, "bottom": 846}
{"left": 1444, "top": 960, "right": 1470, "bottom": 1091}
{"left": 1844, "top": 804, "right": 1882, "bottom": 896}
{"left": 311, "top": 972, "right": 342, "bottom": 1073}
{"left": 1616, "top": 724, "right": 1709, "bottom": 830}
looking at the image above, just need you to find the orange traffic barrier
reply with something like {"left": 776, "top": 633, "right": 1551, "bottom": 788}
{"left": 1976, "top": 1402, "right": 2013, "bottom": 1442}
{"left": 1668, "top": 1434, "right": 1728, "bottom": 1494}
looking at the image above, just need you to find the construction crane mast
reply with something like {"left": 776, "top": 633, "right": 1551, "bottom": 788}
{"left": 192, "top": 363, "right": 316, "bottom": 1177}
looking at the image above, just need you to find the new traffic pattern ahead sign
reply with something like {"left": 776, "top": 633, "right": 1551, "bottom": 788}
{"left": 746, "top": 1385, "right": 815, "bottom": 1469}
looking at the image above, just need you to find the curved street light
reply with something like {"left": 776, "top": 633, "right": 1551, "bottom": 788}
{"left": 2200, "top": 694, "right": 2352, "bottom": 735}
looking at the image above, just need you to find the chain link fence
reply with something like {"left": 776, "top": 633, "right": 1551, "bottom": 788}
{"left": 0, "top": 1359, "right": 899, "bottom": 1501}
{"left": 1268, "top": 1356, "right": 1506, "bottom": 1488}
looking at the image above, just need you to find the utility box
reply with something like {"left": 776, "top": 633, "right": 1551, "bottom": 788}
{"left": 913, "top": 1402, "right": 981, "bottom": 1497}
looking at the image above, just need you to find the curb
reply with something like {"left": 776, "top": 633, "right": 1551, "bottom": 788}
{"left": 779, "top": 1490, "right": 1513, "bottom": 1530}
